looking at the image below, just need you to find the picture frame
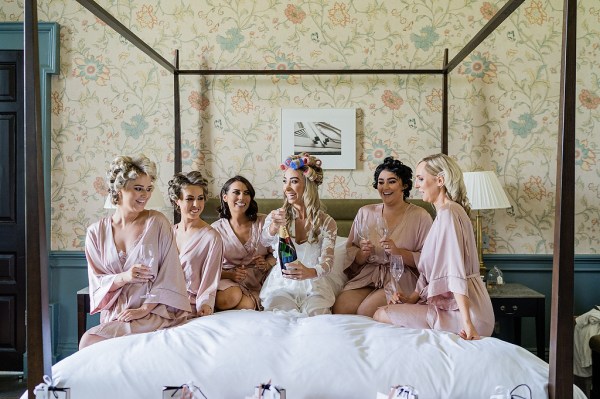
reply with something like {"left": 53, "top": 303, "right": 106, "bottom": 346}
{"left": 281, "top": 108, "right": 356, "bottom": 169}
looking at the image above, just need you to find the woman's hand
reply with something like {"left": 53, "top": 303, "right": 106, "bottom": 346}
{"left": 354, "top": 238, "right": 373, "bottom": 265}
{"left": 459, "top": 321, "right": 481, "bottom": 340}
{"left": 223, "top": 267, "right": 248, "bottom": 283}
{"left": 198, "top": 304, "right": 213, "bottom": 317}
{"left": 379, "top": 237, "right": 397, "bottom": 255}
{"left": 118, "top": 264, "right": 154, "bottom": 286}
{"left": 282, "top": 261, "right": 317, "bottom": 280}
{"left": 116, "top": 306, "right": 151, "bottom": 322}
{"left": 250, "top": 255, "right": 270, "bottom": 272}
{"left": 268, "top": 208, "right": 287, "bottom": 235}
{"left": 389, "top": 290, "right": 419, "bottom": 305}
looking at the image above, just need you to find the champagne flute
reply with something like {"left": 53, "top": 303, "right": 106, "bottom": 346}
{"left": 356, "top": 220, "right": 375, "bottom": 263}
{"left": 138, "top": 243, "right": 156, "bottom": 299}
{"left": 376, "top": 217, "right": 389, "bottom": 262}
{"left": 386, "top": 254, "right": 404, "bottom": 303}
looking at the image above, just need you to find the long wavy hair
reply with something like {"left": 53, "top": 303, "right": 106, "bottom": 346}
{"left": 418, "top": 153, "right": 471, "bottom": 215}
{"left": 217, "top": 175, "right": 258, "bottom": 221}
{"left": 282, "top": 169, "right": 325, "bottom": 244}
{"left": 106, "top": 154, "right": 157, "bottom": 205}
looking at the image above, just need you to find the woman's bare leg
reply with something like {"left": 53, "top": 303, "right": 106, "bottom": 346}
{"left": 215, "top": 286, "right": 243, "bottom": 311}
{"left": 332, "top": 288, "right": 374, "bottom": 315}
{"left": 79, "top": 331, "right": 108, "bottom": 350}
{"left": 356, "top": 288, "right": 387, "bottom": 317}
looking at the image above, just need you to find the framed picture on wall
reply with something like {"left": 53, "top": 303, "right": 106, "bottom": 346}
{"left": 281, "top": 108, "right": 356, "bottom": 169}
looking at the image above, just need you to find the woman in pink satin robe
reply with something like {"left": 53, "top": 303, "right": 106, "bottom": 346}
{"left": 211, "top": 176, "right": 276, "bottom": 310}
{"left": 168, "top": 171, "right": 223, "bottom": 318}
{"left": 374, "top": 153, "right": 495, "bottom": 340}
{"left": 333, "top": 157, "right": 432, "bottom": 317}
{"left": 81, "top": 155, "right": 191, "bottom": 349}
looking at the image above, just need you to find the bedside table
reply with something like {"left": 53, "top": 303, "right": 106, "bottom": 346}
{"left": 487, "top": 283, "right": 545, "bottom": 359}
{"left": 77, "top": 286, "right": 90, "bottom": 344}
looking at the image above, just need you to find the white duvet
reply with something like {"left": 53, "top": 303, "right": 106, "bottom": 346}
{"left": 26, "top": 310, "right": 585, "bottom": 399}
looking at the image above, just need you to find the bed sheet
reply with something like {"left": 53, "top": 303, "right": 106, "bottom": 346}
{"left": 22, "top": 310, "right": 585, "bottom": 399}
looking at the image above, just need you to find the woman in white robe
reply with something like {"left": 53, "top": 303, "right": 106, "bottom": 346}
{"left": 260, "top": 153, "right": 337, "bottom": 316}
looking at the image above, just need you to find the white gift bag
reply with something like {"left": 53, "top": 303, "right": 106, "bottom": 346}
{"left": 376, "top": 385, "right": 418, "bottom": 399}
{"left": 245, "top": 382, "right": 286, "bottom": 399}
{"left": 162, "top": 383, "right": 207, "bottom": 399}
{"left": 34, "top": 375, "right": 70, "bottom": 399}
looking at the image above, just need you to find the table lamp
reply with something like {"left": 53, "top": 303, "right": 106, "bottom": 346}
{"left": 462, "top": 171, "right": 511, "bottom": 278}
{"left": 103, "top": 184, "right": 167, "bottom": 210}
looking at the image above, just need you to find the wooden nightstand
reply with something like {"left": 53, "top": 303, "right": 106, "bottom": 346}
{"left": 487, "top": 283, "right": 545, "bottom": 359}
{"left": 77, "top": 286, "right": 90, "bottom": 344}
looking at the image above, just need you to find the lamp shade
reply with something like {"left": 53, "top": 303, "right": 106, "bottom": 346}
{"left": 463, "top": 171, "right": 511, "bottom": 210}
{"left": 103, "top": 184, "right": 167, "bottom": 210}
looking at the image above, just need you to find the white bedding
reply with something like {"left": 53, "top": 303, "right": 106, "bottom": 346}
{"left": 26, "top": 310, "right": 585, "bottom": 399}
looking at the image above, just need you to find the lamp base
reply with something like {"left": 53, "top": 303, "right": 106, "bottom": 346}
{"left": 479, "top": 263, "right": 487, "bottom": 280}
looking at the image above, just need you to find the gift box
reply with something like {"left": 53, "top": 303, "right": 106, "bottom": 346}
{"left": 34, "top": 376, "right": 70, "bottom": 399}
{"left": 245, "top": 382, "right": 286, "bottom": 399}
{"left": 162, "top": 383, "right": 207, "bottom": 399}
{"left": 376, "top": 385, "right": 418, "bottom": 399}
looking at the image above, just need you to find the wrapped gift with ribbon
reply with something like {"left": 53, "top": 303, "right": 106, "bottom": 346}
{"left": 245, "top": 381, "right": 286, "bottom": 399}
{"left": 375, "top": 384, "right": 418, "bottom": 399}
{"left": 34, "top": 375, "right": 70, "bottom": 399}
{"left": 162, "top": 382, "right": 207, "bottom": 399}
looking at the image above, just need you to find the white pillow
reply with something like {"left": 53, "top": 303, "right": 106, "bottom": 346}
{"left": 326, "top": 236, "right": 350, "bottom": 296}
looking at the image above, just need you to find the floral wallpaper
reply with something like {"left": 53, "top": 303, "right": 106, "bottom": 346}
{"left": 0, "top": 0, "right": 598, "bottom": 254}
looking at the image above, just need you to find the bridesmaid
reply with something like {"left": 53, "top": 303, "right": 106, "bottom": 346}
{"left": 81, "top": 155, "right": 190, "bottom": 349}
{"left": 374, "top": 153, "right": 494, "bottom": 339}
{"left": 212, "top": 176, "right": 276, "bottom": 310}
{"left": 168, "top": 171, "right": 223, "bottom": 317}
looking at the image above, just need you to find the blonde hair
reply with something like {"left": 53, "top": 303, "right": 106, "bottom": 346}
{"left": 282, "top": 170, "right": 325, "bottom": 244}
{"left": 106, "top": 154, "right": 157, "bottom": 205}
{"left": 418, "top": 153, "right": 471, "bottom": 215}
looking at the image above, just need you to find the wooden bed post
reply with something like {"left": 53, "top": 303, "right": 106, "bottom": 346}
{"left": 548, "top": 0, "right": 577, "bottom": 397}
{"left": 442, "top": 48, "right": 449, "bottom": 155}
{"left": 174, "top": 50, "right": 181, "bottom": 224}
{"left": 24, "top": 0, "right": 53, "bottom": 394}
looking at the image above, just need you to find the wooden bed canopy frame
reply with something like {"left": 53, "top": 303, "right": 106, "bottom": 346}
{"left": 21, "top": 0, "right": 577, "bottom": 397}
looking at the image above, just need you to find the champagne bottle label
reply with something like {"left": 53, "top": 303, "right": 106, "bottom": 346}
{"left": 278, "top": 225, "right": 297, "bottom": 271}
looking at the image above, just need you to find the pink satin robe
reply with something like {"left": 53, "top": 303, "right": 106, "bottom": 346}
{"left": 86, "top": 210, "right": 191, "bottom": 339}
{"left": 343, "top": 203, "right": 432, "bottom": 295}
{"left": 173, "top": 223, "right": 223, "bottom": 316}
{"left": 383, "top": 201, "right": 495, "bottom": 336}
{"left": 211, "top": 214, "right": 271, "bottom": 309}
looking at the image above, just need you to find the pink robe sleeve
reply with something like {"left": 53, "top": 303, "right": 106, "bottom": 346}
{"left": 86, "top": 220, "right": 121, "bottom": 314}
{"left": 148, "top": 213, "right": 192, "bottom": 313}
{"left": 416, "top": 203, "right": 473, "bottom": 310}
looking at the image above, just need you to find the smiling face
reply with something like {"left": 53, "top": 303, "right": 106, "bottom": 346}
{"left": 223, "top": 180, "right": 251, "bottom": 215}
{"left": 283, "top": 168, "right": 305, "bottom": 206}
{"left": 414, "top": 161, "right": 444, "bottom": 205}
{"left": 118, "top": 174, "right": 153, "bottom": 213}
{"left": 377, "top": 169, "right": 407, "bottom": 204}
{"left": 176, "top": 184, "right": 206, "bottom": 221}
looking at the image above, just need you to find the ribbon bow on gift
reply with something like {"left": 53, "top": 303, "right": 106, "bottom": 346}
{"left": 164, "top": 382, "right": 207, "bottom": 399}
{"left": 34, "top": 375, "right": 54, "bottom": 395}
{"left": 258, "top": 380, "right": 284, "bottom": 399}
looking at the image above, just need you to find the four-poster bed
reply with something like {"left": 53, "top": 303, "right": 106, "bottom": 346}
{"left": 21, "top": 0, "right": 578, "bottom": 397}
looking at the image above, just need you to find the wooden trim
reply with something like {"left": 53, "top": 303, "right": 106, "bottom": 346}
{"left": 549, "top": 0, "right": 577, "bottom": 397}
{"left": 445, "top": 0, "right": 526, "bottom": 72}
{"left": 24, "top": 0, "right": 53, "bottom": 393}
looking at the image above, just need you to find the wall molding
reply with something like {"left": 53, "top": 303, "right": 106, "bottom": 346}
{"left": 51, "top": 251, "right": 600, "bottom": 269}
